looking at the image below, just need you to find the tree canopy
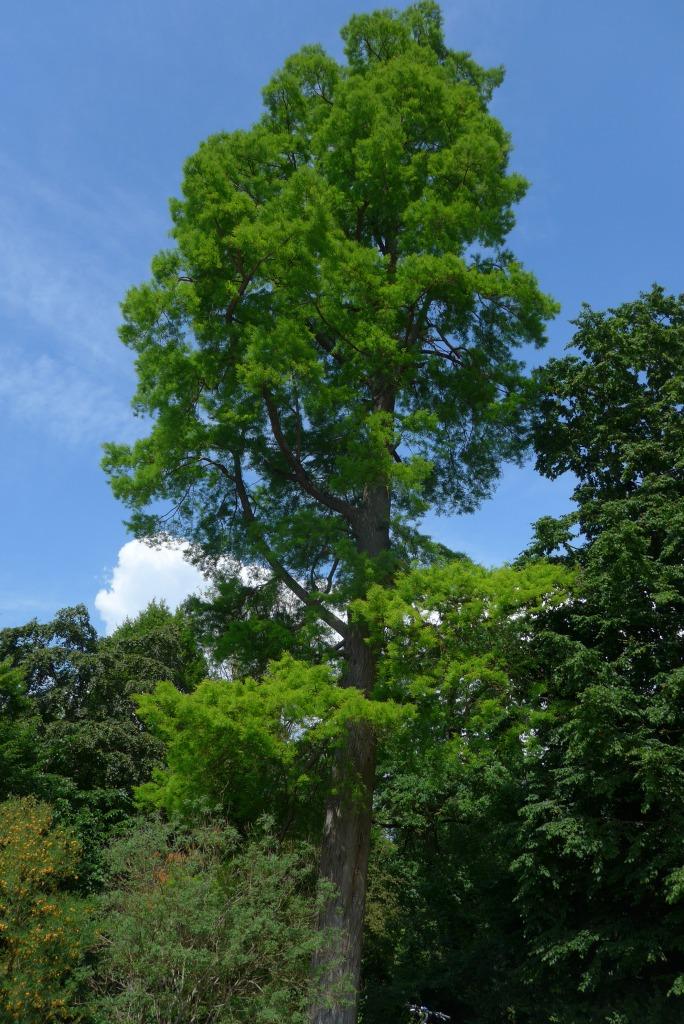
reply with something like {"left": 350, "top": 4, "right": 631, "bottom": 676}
{"left": 513, "top": 288, "right": 684, "bottom": 1022}
{"left": 102, "top": 0, "right": 555, "bottom": 624}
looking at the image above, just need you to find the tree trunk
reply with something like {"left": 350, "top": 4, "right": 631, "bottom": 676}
{"left": 310, "top": 629, "right": 377, "bottom": 1024}
{"left": 311, "top": 481, "right": 391, "bottom": 1024}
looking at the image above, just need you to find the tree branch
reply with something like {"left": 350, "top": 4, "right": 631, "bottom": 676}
{"left": 324, "top": 557, "right": 340, "bottom": 594}
{"left": 262, "top": 389, "right": 358, "bottom": 522}
{"left": 227, "top": 453, "right": 349, "bottom": 639}
{"left": 225, "top": 256, "right": 268, "bottom": 323}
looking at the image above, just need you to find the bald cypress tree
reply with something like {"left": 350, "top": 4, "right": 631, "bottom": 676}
{"left": 103, "top": 4, "right": 555, "bottom": 1019}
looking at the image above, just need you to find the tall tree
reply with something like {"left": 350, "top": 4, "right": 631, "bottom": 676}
{"left": 102, "top": 3, "right": 555, "bottom": 1018}
{"left": 516, "top": 287, "right": 684, "bottom": 1021}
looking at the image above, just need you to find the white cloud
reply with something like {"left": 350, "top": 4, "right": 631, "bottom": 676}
{"left": 95, "top": 539, "right": 207, "bottom": 634}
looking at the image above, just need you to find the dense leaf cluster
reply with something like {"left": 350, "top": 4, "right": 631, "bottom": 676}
{"left": 513, "top": 289, "right": 684, "bottom": 1022}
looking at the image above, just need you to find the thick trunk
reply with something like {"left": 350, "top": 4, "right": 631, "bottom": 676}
{"left": 311, "top": 700, "right": 376, "bottom": 1023}
{"left": 311, "top": 483, "right": 390, "bottom": 1024}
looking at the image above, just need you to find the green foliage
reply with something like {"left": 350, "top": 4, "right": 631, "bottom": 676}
{"left": 0, "top": 605, "right": 98, "bottom": 721}
{"left": 185, "top": 574, "right": 330, "bottom": 677}
{"left": 362, "top": 768, "right": 528, "bottom": 1024}
{"left": 515, "top": 288, "right": 684, "bottom": 1021}
{"left": 0, "top": 602, "right": 207, "bottom": 887}
{"left": 0, "top": 660, "right": 39, "bottom": 802}
{"left": 102, "top": 0, "right": 555, "bottom": 623}
{"left": 106, "top": 599, "right": 207, "bottom": 694}
{"left": 355, "top": 557, "right": 570, "bottom": 1022}
{"left": 135, "top": 656, "right": 409, "bottom": 829}
{"left": 358, "top": 555, "right": 569, "bottom": 710}
{"left": 0, "top": 797, "right": 92, "bottom": 1023}
{"left": 88, "top": 817, "right": 335, "bottom": 1024}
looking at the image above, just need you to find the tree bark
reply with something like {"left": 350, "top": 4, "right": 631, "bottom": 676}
{"left": 310, "top": 481, "right": 390, "bottom": 1024}
{"left": 311, "top": 717, "right": 376, "bottom": 1020}
{"left": 310, "top": 630, "right": 377, "bottom": 1024}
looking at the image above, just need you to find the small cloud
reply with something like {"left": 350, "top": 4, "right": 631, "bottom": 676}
{"left": 95, "top": 539, "right": 207, "bottom": 634}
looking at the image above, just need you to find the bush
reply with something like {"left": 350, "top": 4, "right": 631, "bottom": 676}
{"left": 89, "top": 817, "right": 330, "bottom": 1023}
{"left": 0, "top": 797, "right": 92, "bottom": 1023}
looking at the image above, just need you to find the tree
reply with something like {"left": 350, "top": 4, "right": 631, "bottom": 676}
{"left": 0, "top": 660, "right": 39, "bottom": 802}
{"left": 105, "top": 599, "right": 207, "bottom": 695}
{"left": 102, "top": 3, "right": 556, "bottom": 1018}
{"left": 355, "top": 557, "right": 568, "bottom": 1022}
{"left": 0, "top": 603, "right": 207, "bottom": 884}
{"left": 515, "top": 287, "right": 684, "bottom": 1021}
{"left": 0, "top": 606, "right": 99, "bottom": 723}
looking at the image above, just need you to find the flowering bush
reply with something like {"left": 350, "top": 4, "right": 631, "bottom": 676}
{"left": 0, "top": 797, "right": 92, "bottom": 1022}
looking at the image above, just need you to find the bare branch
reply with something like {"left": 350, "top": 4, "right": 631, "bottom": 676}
{"left": 225, "top": 256, "right": 268, "bottom": 323}
{"left": 324, "top": 557, "right": 340, "bottom": 594}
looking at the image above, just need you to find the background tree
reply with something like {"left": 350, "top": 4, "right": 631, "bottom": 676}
{"left": 0, "top": 602, "right": 207, "bottom": 885}
{"left": 0, "top": 606, "right": 99, "bottom": 723}
{"left": 355, "top": 556, "right": 568, "bottom": 1023}
{"left": 514, "top": 287, "right": 684, "bottom": 1022}
{"left": 102, "top": 3, "right": 556, "bottom": 1017}
{"left": 0, "top": 660, "right": 39, "bottom": 802}
{"left": 104, "top": 599, "right": 207, "bottom": 695}
{"left": 88, "top": 818, "right": 327, "bottom": 1024}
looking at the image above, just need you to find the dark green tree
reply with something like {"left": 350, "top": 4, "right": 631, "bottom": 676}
{"left": 0, "top": 602, "right": 207, "bottom": 881}
{"left": 0, "top": 605, "right": 99, "bottom": 722}
{"left": 102, "top": 4, "right": 556, "bottom": 1017}
{"left": 355, "top": 557, "right": 568, "bottom": 1023}
{"left": 0, "top": 660, "right": 39, "bottom": 801}
{"left": 516, "top": 287, "right": 684, "bottom": 1022}
{"left": 105, "top": 599, "right": 207, "bottom": 694}
{"left": 185, "top": 573, "right": 328, "bottom": 678}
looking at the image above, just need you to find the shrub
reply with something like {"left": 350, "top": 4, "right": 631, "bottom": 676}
{"left": 0, "top": 797, "right": 92, "bottom": 1023}
{"left": 89, "top": 817, "right": 331, "bottom": 1023}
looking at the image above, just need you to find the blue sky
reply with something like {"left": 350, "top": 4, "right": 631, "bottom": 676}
{"left": 1, "top": 0, "right": 682, "bottom": 631}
